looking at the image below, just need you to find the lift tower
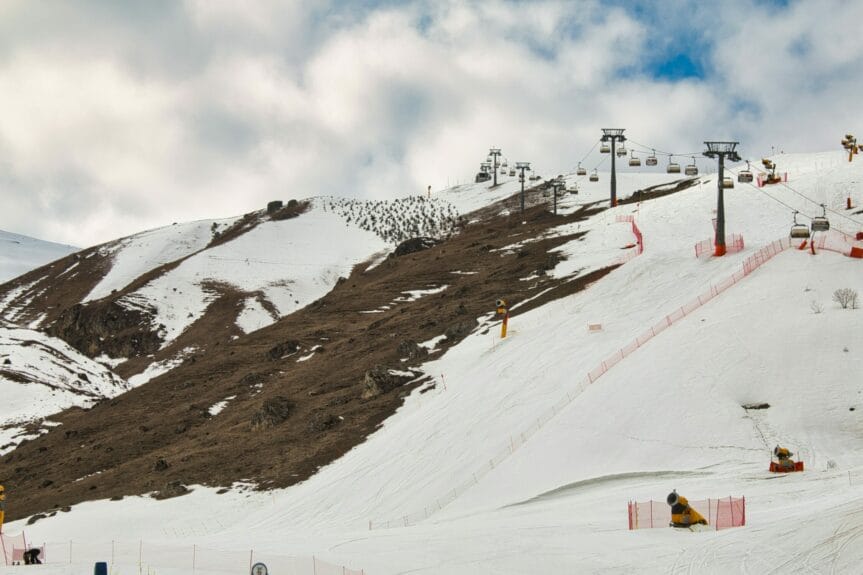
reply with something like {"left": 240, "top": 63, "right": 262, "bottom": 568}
{"left": 703, "top": 141, "right": 741, "bottom": 257}
{"left": 515, "top": 162, "right": 531, "bottom": 214}
{"left": 601, "top": 129, "right": 626, "bottom": 207}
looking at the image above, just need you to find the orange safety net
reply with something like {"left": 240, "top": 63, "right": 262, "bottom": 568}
{"left": 628, "top": 496, "right": 745, "bottom": 531}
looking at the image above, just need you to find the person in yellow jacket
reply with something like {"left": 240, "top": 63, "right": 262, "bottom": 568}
{"left": 0, "top": 484, "right": 5, "bottom": 533}
{"left": 667, "top": 490, "right": 707, "bottom": 528}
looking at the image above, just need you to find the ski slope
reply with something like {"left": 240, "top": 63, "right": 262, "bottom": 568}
{"left": 5, "top": 151, "right": 863, "bottom": 574}
{"left": 0, "top": 230, "right": 78, "bottom": 284}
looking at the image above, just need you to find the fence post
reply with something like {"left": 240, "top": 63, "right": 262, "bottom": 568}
{"left": 649, "top": 500, "right": 653, "bottom": 528}
{"left": 70, "top": 540, "right": 72, "bottom": 565}
{"left": 742, "top": 496, "right": 746, "bottom": 526}
{"left": 313, "top": 555, "right": 318, "bottom": 575}
{"left": 192, "top": 544, "right": 196, "bottom": 573}
{"left": 139, "top": 540, "right": 143, "bottom": 574}
{"left": 729, "top": 496, "right": 734, "bottom": 529}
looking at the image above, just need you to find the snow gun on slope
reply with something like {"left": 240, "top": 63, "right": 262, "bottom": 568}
{"left": 770, "top": 445, "right": 804, "bottom": 472}
{"left": 667, "top": 490, "right": 708, "bottom": 530}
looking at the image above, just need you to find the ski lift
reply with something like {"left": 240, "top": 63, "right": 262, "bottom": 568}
{"left": 629, "top": 151, "right": 641, "bottom": 167}
{"left": 646, "top": 149, "right": 658, "bottom": 166}
{"left": 600, "top": 143, "right": 611, "bottom": 154}
{"left": 667, "top": 156, "right": 681, "bottom": 174}
{"left": 502, "top": 160, "right": 508, "bottom": 168}
{"left": 722, "top": 177, "right": 734, "bottom": 189}
{"left": 684, "top": 157, "right": 699, "bottom": 176}
{"left": 589, "top": 169, "right": 599, "bottom": 182}
{"left": 738, "top": 161, "right": 753, "bottom": 183}
{"left": 509, "top": 169, "right": 516, "bottom": 176}
{"left": 577, "top": 162, "right": 587, "bottom": 176}
{"left": 811, "top": 204, "right": 830, "bottom": 232}
{"left": 790, "top": 211, "right": 810, "bottom": 239}
{"left": 616, "top": 144, "right": 627, "bottom": 157}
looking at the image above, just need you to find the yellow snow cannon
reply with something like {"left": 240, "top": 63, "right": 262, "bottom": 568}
{"left": 667, "top": 490, "right": 707, "bottom": 528}
{"left": 770, "top": 445, "right": 804, "bottom": 472}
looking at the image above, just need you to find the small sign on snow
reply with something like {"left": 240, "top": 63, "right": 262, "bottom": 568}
{"left": 251, "top": 562, "right": 268, "bottom": 575}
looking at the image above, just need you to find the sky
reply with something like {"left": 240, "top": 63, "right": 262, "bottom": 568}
{"left": 0, "top": 0, "right": 861, "bottom": 247}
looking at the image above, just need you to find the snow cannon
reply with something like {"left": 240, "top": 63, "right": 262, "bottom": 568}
{"left": 770, "top": 445, "right": 804, "bottom": 472}
{"left": 667, "top": 490, "right": 707, "bottom": 528}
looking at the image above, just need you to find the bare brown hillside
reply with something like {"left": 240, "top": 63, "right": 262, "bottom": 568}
{"left": 0, "top": 192, "right": 635, "bottom": 522}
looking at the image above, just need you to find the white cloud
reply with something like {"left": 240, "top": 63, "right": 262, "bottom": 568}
{"left": 0, "top": 0, "right": 859, "bottom": 246}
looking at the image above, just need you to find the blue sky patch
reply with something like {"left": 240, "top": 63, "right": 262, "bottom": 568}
{"left": 650, "top": 52, "right": 704, "bottom": 80}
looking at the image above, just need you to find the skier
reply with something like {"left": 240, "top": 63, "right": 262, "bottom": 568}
{"left": 0, "top": 484, "right": 5, "bottom": 533}
{"left": 667, "top": 490, "right": 707, "bottom": 528}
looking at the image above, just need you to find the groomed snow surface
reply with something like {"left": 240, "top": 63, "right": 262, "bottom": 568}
{"left": 5, "top": 151, "right": 863, "bottom": 574}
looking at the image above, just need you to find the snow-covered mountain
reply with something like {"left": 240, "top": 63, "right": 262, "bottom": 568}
{"left": 2, "top": 151, "right": 863, "bottom": 574}
{"left": 0, "top": 229, "right": 78, "bottom": 283}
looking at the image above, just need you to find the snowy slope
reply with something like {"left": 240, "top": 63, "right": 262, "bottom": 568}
{"left": 0, "top": 324, "right": 127, "bottom": 455}
{"left": 0, "top": 230, "right": 78, "bottom": 283}
{"left": 69, "top": 197, "right": 460, "bottom": 348}
{"left": 5, "top": 151, "right": 863, "bottom": 574}
{"left": 83, "top": 217, "right": 240, "bottom": 303}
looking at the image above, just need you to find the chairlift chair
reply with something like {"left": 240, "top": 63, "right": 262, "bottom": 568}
{"left": 684, "top": 157, "right": 699, "bottom": 176}
{"left": 577, "top": 162, "right": 587, "bottom": 176}
{"left": 738, "top": 161, "right": 754, "bottom": 183}
{"left": 600, "top": 143, "right": 611, "bottom": 154}
{"left": 589, "top": 169, "right": 599, "bottom": 182}
{"left": 811, "top": 204, "right": 830, "bottom": 232}
{"left": 502, "top": 160, "right": 508, "bottom": 168}
{"left": 509, "top": 169, "right": 516, "bottom": 176}
{"left": 790, "top": 211, "right": 810, "bottom": 239}
{"left": 646, "top": 149, "right": 658, "bottom": 166}
{"left": 616, "top": 145, "right": 627, "bottom": 157}
{"left": 629, "top": 152, "right": 641, "bottom": 167}
{"left": 667, "top": 156, "right": 681, "bottom": 174}
{"left": 722, "top": 177, "right": 734, "bottom": 189}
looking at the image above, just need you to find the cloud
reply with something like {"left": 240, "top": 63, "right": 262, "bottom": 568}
{"left": 0, "top": 0, "right": 859, "bottom": 246}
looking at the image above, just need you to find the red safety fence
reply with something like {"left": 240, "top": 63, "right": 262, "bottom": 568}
{"left": 628, "top": 496, "right": 745, "bottom": 530}
{"left": 0, "top": 532, "right": 42, "bottom": 566}
{"left": 795, "top": 230, "right": 863, "bottom": 258}
{"left": 9, "top": 539, "right": 364, "bottom": 574}
{"left": 615, "top": 215, "right": 643, "bottom": 264}
{"left": 694, "top": 234, "right": 745, "bottom": 258}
